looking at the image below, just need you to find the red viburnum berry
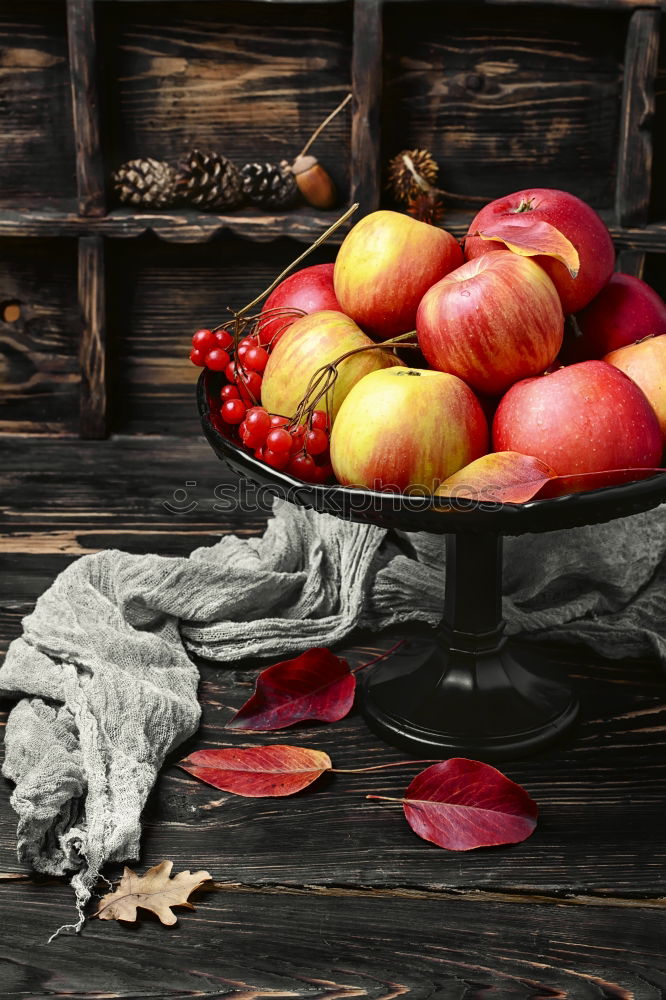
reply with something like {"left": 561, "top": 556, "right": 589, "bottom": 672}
{"left": 206, "top": 348, "right": 231, "bottom": 372}
{"left": 244, "top": 345, "right": 269, "bottom": 373}
{"left": 305, "top": 427, "right": 329, "bottom": 456}
{"left": 221, "top": 383, "right": 240, "bottom": 401}
{"left": 266, "top": 427, "right": 292, "bottom": 454}
{"left": 263, "top": 448, "right": 290, "bottom": 471}
{"left": 192, "top": 329, "right": 216, "bottom": 353}
{"left": 221, "top": 399, "right": 246, "bottom": 424}
{"left": 214, "top": 329, "right": 234, "bottom": 351}
{"left": 288, "top": 453, "right": 317, "bottom": 482}
{"left": 190, "top": 348, "right": 206, "bottom": 367}
{"left": 311, "top": 410, "right": 330, "bottom": 432}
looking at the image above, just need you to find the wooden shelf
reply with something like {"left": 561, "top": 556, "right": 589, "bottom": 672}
{"left": 0, "top": 205, "right": 348, "bottom": 245}
{"left": 3, "top": 204, "right": 666, "bottom": 253}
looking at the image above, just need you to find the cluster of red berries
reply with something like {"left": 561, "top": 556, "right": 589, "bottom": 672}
{"left": 190, "top": 327, "right": 333, "bottom": 484}
{"left": 238, "top": 406, "right": 332, "bottom": 483}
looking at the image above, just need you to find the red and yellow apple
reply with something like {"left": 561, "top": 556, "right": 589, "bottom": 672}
{"left": 492, "top": 361, "right": 662, "bottom": 486}
{"left": 334, "top": 210, "right": 463, "bottom": 340}
{"left": 464, "top": 188, "right": 615, "bottom": 314}
{"left": 563, "top": 273, "right": 666, "bottom": 362}
{"left": 604, "top": 334, "right": 666, "bottom": 443}
{"left": 416, "top": 251, "right": 564, "bottom": 396}
{"left": 259, "top": 262, "right": 342, "bottom": 348}
{"left": 330, "top": 367, "right": 488, "bottom": 493}
{"left": 260, "top": 310, "right": 402, "bottom": 421}
{"left": 436, "top": 452, "right": 556, "bottom": 504}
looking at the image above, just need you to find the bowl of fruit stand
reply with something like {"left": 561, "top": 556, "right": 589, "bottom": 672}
{"left": 198, "top": 368, "right": 666, "bottom": 762}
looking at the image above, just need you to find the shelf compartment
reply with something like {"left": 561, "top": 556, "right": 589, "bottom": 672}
{"left": 106, "top": 236, "right": 336, "bottom": 436}
{"left": 382, "top": 2, "right": 627, "bottom": 212}
{"left": 98, "top": 1, "right": 353, "bottom": 211}
{"left": 0, "top": 238, "right": 80, "bottom": 435}
{"left": 0, "top": 2, "right": 77, "bottom": 210}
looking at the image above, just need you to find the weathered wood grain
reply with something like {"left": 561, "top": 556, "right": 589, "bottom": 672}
{"left": 615, "top": 9, "right": 660, "bottom": 228}
{"left": 0, "top": 239, "right": 80, "bottom": 435}
{"left": 66, "top": 0, "right": 106, "bottom": 216}
{"left": 383, "top": 5, "right": 625, "bottom": 209}
{"left": 98, "top": 1, "right": 352, "bottom": 206}
{"left": 1, "top": 883, "right": 666, "bottom": 999}
{"left": 106, "top": 237, "right": 336, "bottom": 436}
{"left": 78, "top": 236, "right": 107, "bottom": 438}
{"left": 0, "top": 206, "right": 349, "bottom": 244}
{"left": 651, "top": 18, "right": 666, "bottom": 222}
{"left": 616, "top": 249, "right": 645, "bottom": 278}
{"left": 351, "top": 0, "right": 383, "bottom": 213}
{"left": 2, "top": 438, "right": 666, "bottom": 900}
{"left": 0, "top": 3, "right": 76, "bottom": 207}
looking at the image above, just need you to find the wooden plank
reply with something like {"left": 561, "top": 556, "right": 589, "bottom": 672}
{"left": 383, "top": 4, "right": 625, "bottom": 210}
{"left": 78, "top": 236, "right": 107, "bottom": 438}
{"left": 616, "top": 249, "right": 646, "bottom": 278}
{"left": 615, "top": 9, "right": 661, "bottom": 227}
{"left": 66, "top": 0, "right": 106, "bottom": 216}
{"left": 0, "top": 3, "right": 76, "bottom": 208}
{"left": 0, "top": 206, "right": 350, "bottom": 245}
{"left": 351, "top": 0, "right": 383, "bottom": 213}
{"left": 0, "top": 238, "right": 80, "bottom": 435}
{"left": 1, "top": 884, "right": 666, "bottom": 999}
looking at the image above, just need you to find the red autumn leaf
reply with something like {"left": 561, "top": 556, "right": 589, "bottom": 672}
{"left": 227, "top": 647, "right": 356, "bottom": 731}
{"left": 536, "top": 467, "right": 666, "bottom": 499}
{"left": 476, "top": 217, "right": 580, "bottom": 277}
{"left": 400, "top": 758, "right": 538, "bottom": 851}
{"left": 178, "top": 745, "right": 332, "bottom": 797}
{"left": 436, "top": 452, "right": 557, "bottom": 505}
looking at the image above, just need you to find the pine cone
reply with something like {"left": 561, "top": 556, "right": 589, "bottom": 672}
{"left": 112, "top": 157, "right": 178, "bottom": 209}
{"left": 240, "top": 161, "right": 299, "bottom": 209}
{"left": 387, "top": 149, "right": 438, "bottom": 204}
{"left": 407, "top": 189, "right": 444, "bottom": 226}
{"left": 177, "top": 149, "right": 243, "bottom": 210}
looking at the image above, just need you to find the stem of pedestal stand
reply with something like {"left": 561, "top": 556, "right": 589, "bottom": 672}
{"left": 442, "top": 533, "right": 504, "bottom": 651}
{"left": 360, "top": 531, "right": 579, "bottom": 761}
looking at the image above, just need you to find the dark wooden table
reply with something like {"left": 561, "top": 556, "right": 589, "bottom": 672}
{"left": 2, "top": 435, "right": 666, "bottom": 999}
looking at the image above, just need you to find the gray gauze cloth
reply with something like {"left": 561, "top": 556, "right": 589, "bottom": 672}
{"left": 1, "top": 497, "right": 665, "bottom": 930}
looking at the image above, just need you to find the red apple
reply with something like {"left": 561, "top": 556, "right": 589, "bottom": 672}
{"left": 258, "top": 263, "right": 342, "bottom": 347}
{"left": 465, "top": 188, "right": 615, "bottom": 315}
{"left": 330, "top": 367, "right": 488, "bottom": 493}
{"left": 261, "top": 310, "right": 402, "bottom": 422}
{"left": 563, "top": 273, "right": 666, "bottom": 362}
{"left": 436, "top": 452, "right": 556, "bottom": 504}
{"left": 492, "top": 361, "right": 662, "bottom": 488}
{"left": 604, "top": 334, "right": 666, "bottom": 443}
{"left": 334, "top": 210, "right": 463, "bottom": 340}
{"left": 416, "top": 251, "right": 564, "bottom": 396}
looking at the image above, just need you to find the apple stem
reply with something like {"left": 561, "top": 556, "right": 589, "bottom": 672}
{"left": 236, "top": 203, "right": 359, "bottom": 320}
{"left": 365, "top": 795, "right": 405, "bottom": 803}
{"left": 297, "top": 93, "right": 353, "bottom": 160}
{"left": 351, "top": 638, "right": 405, "bottom": 673}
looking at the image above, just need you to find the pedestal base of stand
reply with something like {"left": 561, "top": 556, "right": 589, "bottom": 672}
{"left": 361, "top": 634, "right": 579, "bottom": 761}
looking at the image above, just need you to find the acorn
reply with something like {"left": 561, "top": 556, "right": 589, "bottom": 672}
{"left": 289, "top": 155, "right": 337, "bottom": 209}
{"left": 286, "top": 93, "right": 351, "bottom": 210}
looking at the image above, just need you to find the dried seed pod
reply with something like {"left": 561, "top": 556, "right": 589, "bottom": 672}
{"left": 290, "top": 155, "right": 337, "bottom": 209}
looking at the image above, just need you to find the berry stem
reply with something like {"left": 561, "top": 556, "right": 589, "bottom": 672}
{"left": 237, "top": 203, "right": 359, "bottom": 319}
{"left": 297, "top": 93, "right": 353, "bottom": 159}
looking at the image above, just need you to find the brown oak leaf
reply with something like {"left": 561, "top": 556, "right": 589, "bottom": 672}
{"left": 95, "top": 861, "right": 212, "bottom": 926}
